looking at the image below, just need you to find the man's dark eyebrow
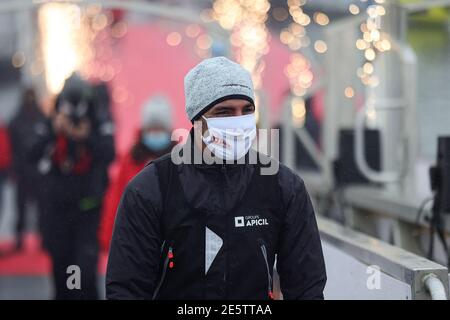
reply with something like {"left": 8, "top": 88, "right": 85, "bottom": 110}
{"left": 212, "top": 103, "right": 255, "bottom": 112}
{"left": 212, "top": 105, "right": 236, "bottom": 111}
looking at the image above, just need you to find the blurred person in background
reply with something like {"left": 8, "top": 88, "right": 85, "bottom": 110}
{"left": 99, "top": 95, "right": 174, "bottom": 252}
{"left": 0, "top": 120, "right": 11, "bottom": 241}
{"left": 8, "top": 88, "right": 46, "bottom": 251}
{"left": 29, "top": 74, "right": 115, "bottom": 299}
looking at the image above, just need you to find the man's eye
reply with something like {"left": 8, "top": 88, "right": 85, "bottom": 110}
{"left": 215, "top": 111, "right": 231, "bottom": 116}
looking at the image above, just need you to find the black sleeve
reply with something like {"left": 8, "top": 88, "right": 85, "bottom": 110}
{"left": 88, "top": 131, "right": 115, "bottom": 166}
{"left": 87, "top": 101, "right": 115, "bottom": 166}
{"left": 276, "top": 167, "right": 327, "bottom": 300}
{"left": 105, "top": 165, "right": 163, "bottom": 300}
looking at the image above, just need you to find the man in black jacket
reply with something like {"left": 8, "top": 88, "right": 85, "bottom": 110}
{"left": 106, "top": 57, "right": 326, "bottom": 300}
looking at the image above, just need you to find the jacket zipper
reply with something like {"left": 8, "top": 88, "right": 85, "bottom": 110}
{"left": 221, "top": 164, "right": 228, "bottom": 298}
{"left": 260, "top": 243, "right": 274, "bottom": 300}
{"left": 152, "top": 246, "right": 173, "bottom": 300}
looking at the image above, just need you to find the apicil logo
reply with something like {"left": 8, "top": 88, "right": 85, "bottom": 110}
{"left": 235, "top": 216, "right": 245, "bottom": 227}
{"left": 234, "top": 215, "right": 269, "bottom": 228}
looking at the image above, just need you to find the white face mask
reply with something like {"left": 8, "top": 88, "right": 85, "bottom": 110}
{"left": 202, "top": 113, "right": 257, "bottom": 161}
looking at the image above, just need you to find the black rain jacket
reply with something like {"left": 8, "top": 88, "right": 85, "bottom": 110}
{"left": 106, "top": 134, "right": 326, "bottom": 300}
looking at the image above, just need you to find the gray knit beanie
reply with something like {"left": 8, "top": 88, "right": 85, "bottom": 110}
{"left": 141, "top": 95, "right": 172, "bottom": 130}
{"left": 184, "top": 56, "right": 255, "bottom": 121}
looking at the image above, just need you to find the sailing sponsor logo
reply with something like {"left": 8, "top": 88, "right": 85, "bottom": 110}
{"left": 234, "top": 215, "right": 269, "bottom": 228}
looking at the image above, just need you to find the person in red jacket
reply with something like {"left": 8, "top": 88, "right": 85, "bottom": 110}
{"left": 0, "top": 122, "right": 11, "bottom": 224}
{"left": 99, "top": 95, "right": 175, "bottom": 252}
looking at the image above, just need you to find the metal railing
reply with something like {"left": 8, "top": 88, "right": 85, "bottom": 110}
{"left": 317, "top": 216, "right": 449, "bottom": 300}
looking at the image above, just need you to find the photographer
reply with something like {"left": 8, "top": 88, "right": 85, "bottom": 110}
{"left": 29, "top": 75, "right": 115, "bottom": 299}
